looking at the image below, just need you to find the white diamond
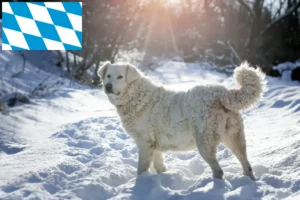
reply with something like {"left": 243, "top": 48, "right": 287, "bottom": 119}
{"left": 44, "top": 2, "right": 65, "bottom": 12}
{"left": 43, "top": 38, "right": 65, "bottom": 50}
{"left": 67, "top": 13, "right": 82, "bottom": 32}
{"left": 3, "top": 28, "right": 29, "bottom": 50}
{"left": 55, "top": 26, "right": 81, "bottom": 47}
{"left": 2, "top": 2, "right": 13, "bottom": 14}
{"left": 15, "top": 15, "right": 41, "bottom": 37}
{"left": 27, "top": 3, "right": 53, "bottom": 24}
{"left": 2, "top": 44, "right": 12, "bottom": 50}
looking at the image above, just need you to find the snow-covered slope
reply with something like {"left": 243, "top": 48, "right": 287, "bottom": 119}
{"left": 0, "top": 60, "right": 300, "bottom": 200}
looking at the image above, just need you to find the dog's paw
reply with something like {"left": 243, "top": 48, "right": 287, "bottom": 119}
{"left": 213, "top": 169, "right": 224, "bottom": 179}
{"left": 243, "top": 169, "right": 256, "bottom": 181}
{"left": 155, "top": 165, "right": 167, "bottom": 173}
{"left": 137, "top": 171, "right": 152, "bottom": 176}
{"left": 137, "top": 169, "right": 149, "bottom": 175}
{"left": 244, "top": 173, "right": 256, "bottom": 181}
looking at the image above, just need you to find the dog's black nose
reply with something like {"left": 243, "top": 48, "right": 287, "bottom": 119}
{"left": 105, "top": 83, "right": 113, "bottom": 93}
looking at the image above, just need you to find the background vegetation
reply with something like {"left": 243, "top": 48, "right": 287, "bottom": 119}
{"left": 1, "top": 0, "right": 300, "bottom": 83}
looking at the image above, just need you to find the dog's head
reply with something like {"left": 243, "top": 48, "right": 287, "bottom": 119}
{"left": 98, "top": 62, "right": 142, "bottom": 103}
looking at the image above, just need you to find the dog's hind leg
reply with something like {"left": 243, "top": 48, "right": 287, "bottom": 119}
{"left": 153, "top": 150, "right": 167, "bottom": 173}
{"left": 196, "top": 131, "right": 224, "bottom": 179}
{"left": 222, "top": 130, "right": 256, "bottom": 180}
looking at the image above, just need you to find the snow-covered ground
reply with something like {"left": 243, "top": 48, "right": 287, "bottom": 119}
{"left": 1, "top": 49, "right": 300, "bottom": 200}
{"left": 273, "top": 60, "right": 300, "bottom": 82}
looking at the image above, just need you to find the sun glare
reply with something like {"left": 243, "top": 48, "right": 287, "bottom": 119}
{"left": 168, "top": 0, "right": 180, "bottom": 4}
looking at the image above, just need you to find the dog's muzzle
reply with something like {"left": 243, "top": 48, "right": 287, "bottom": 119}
{"left": 105, "top": 83, "right": 113, "bottom": 94}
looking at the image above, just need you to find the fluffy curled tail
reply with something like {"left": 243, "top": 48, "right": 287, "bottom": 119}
{"left": 221, "top": 62, "right": 266, "bottom": 111}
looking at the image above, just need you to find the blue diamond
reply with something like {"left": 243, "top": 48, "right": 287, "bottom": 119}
{"left": 47, "top": 8, "right": 73, "bottom": 29}
{"left": 23, "top": 34, "right": 46, "bottom": 50}
{"left": 35, "top": 21, "right": 61, "bottom": 42}
{"left": 62, "top": 2, "right": 82, "bottom": 16}
{"left": 11, "top": 45, "right": 27, "bottom": 50}
{"left": 75, "top": 31, "right": 82, "bottom": 45}
{"left": 2, "top": 29, "right": 9, "bottom": 44}
{"left": 9, "top": 2, "right": 33, "bottom": 19}
{"left": 63, "top": 43, "right": 82, "bottom": 50}
{"left": 2, "top": 13, "right": 21, "bottom": 31}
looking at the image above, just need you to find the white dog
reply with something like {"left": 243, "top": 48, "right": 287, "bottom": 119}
{"left": 98, "top": 62, "right": 265, "bottom": 180}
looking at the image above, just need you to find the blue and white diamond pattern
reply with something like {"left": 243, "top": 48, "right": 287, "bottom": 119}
{"left": 2, "top": 2, "right": 82, "bottom": 50}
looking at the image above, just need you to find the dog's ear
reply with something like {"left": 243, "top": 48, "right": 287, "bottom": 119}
{"left": 126, "top": 63, "right": 141, "bottom": 83}
{"left": 98, "top": 61, "right": 111, "bottom": 79}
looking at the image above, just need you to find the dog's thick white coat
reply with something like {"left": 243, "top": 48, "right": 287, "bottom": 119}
{"left": 99, "top": 62, "right": 265, "bottom": 180}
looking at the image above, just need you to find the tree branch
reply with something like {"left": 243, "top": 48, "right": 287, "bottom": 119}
{"left": 274, "top": 0, "right": 287, "bottom": 18}
{"left": 227, "top": 41, "right": 242, "bottom": 64}
{"left": 262, "top": 1, "right": 300, "bottom": 35}
{"left": 237, "top": 0, "right": 255, "bottom": 18}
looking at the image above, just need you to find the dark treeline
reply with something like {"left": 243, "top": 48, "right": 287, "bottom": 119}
{"left": 78, "top": 0, "right": 300, "bottom": 78}
{"left": 2, "top": 0, "right": 300, "bottom": 82}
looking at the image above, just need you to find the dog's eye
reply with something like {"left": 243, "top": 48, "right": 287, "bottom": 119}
{"left": 117, "top": 75, "right": 123, "bottom": 79}
{"left": 107, "top": 74, "right": 111, "bottom": 78}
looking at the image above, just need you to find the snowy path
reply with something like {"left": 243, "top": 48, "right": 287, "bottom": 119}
{"left": 1, "top": 61, "right": 300, "bottom": 200}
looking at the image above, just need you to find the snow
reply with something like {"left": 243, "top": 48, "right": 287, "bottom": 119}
{"left": 1, "top": 52, "right": 300, "bottom": 199}
{"left": 273, "top": 60, "right": 300, "bottom": 82}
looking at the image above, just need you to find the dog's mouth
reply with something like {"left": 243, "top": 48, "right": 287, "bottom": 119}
{"left": 106, "top": 91, "right": 121, "bottom": 96}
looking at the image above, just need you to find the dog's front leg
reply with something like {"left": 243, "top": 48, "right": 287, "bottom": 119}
{"left": 137, "top": 142, "right": 154, "bottom": 175}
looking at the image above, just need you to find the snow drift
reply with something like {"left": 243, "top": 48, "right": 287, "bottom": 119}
{"left": 0, "top": 52, "right": 300, "bottom": 200}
